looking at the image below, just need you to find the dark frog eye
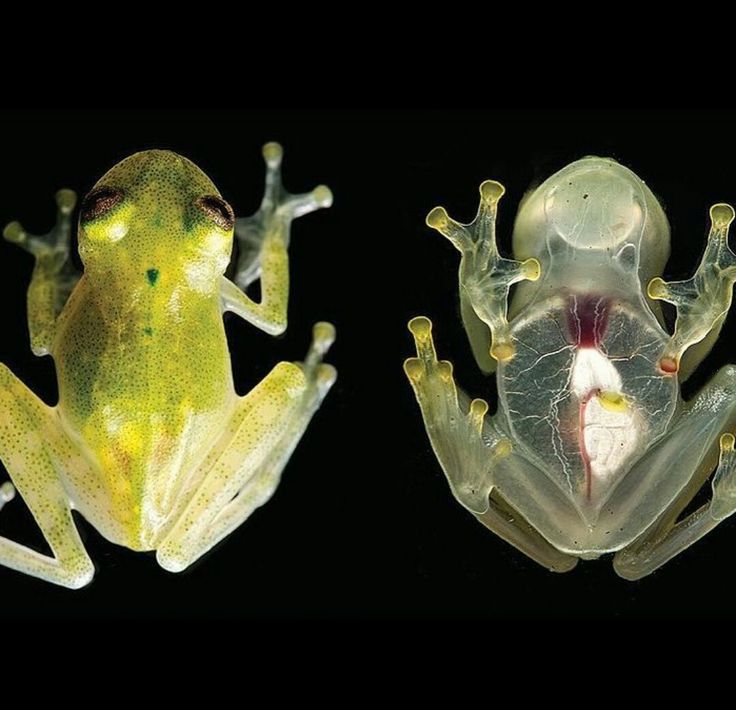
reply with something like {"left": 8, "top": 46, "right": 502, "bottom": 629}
{"left": 81, "top": 187, "right": 125, "bottom": 222}
{"left": 196, "top": 195, "right": 235, "bottom": 230}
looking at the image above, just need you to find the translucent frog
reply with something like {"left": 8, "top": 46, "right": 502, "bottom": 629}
{"left": 0, "top": 143, "right": 336, "bottom": 588}
{"left": 405, "top": 157, "right": 736, "bottom": 579}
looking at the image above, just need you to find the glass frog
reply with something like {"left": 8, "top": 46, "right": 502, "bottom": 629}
{"left": 0, "top": 143, "right": 336, "bottom": 588}
{"left": 405, "top": 157, "right": 736, "bottom": 579}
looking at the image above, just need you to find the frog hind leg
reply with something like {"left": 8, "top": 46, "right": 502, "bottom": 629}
{"left": 156, "top": 323, "right": 336, "bottom": 573}
{"left": 404, "top": 316, "right": 577, "bottom": 573}
{"left": 0, "top": 364, "right": 94, "bottom": 588}
{"left": 3, "top": 189, "right": 80, "bottom": 357}
{"left": 613, "top": 364, "right": 736, "bottom": 580}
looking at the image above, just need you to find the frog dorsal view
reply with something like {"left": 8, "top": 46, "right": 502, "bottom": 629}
{"left": 0, "top": 144, "right": 336, "bottom": 588}
{"left": 406, "top": 157, "right": 736, "bottom": 579}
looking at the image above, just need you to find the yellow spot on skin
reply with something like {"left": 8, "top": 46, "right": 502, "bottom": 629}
{"left": 491, "top": 341, "right": 515, "bottom": 362}
{"left": 710, "top": 203, "right": 735, "bottom": 229}
{"left": 404, "top": 358, "right": 423, "bottom": 380}
{"left": 493, "top": 438, "right": 513, "bottom": 459}
{"left": 312, "top": 185, "right": 333, "bottom": 208}
{"left": 597, "top": 390, "right": 628, "bottom": 413}
{"left": 479, "top": 180, "right": 505, "bottom": 205}
{"left": 262, "top": 141, "right": 283, "bottom": 165}
{"left": 721, "top": 432, "right": 735, "bottom": 452}
{"left": 470, "top": 398, "right": 489, "bottom": 419}
{"left": 55, "top": 189, "right": 77, "bottom": 214}
{"left": 647, "top": 277, "right": 668, "bottom": 300}
{"left": 408, "top": 315, "right": 432, "bottom": 340}
{"left": 3, "top": 221, "right": 25, "bottom": 243}
{"left": 426, "top": 206, "right": 449, "bottom": 230}
{"left": 437, "top": 360, "right": 454, "bottom": 382}
{"left": 522, "top": 257, "right": 541, "bottom": 281}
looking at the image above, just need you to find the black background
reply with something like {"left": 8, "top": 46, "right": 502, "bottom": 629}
{"left": 0, "top": 110, "right": 734, "bottom": 619}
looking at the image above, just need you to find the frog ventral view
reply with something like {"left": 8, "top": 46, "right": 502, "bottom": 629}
{"left": 405, "top": 157, "right": 736, "bottom": 579}
{"left": 0, "top": 143, "right": 336, "bottom": 588}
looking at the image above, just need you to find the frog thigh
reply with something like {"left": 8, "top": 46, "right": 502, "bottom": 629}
{"left": 0, "top": 364, "right": 94, "bottom": 588}
{"left": 156, "top": 323, "right": 336, "bottom": 573}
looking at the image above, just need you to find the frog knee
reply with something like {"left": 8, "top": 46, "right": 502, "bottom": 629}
{"left": 63, "top": 558, "right": 95, "bottom": 589}
{"left": 156, "top": 545, "right": 189, "bottom": 574}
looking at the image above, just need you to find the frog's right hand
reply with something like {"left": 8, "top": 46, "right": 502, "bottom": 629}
{"left": 233, "top": 142, "right": 332, "bottom": 291}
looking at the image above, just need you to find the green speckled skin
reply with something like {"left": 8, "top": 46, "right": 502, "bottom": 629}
{"left": 0, "top": 145, "right": 336, "bottom": 587}
{"left": 56, "top": 152, "right": 235, "bottom": 545}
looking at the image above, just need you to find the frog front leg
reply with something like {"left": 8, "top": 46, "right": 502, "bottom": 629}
{"left": 404, "top": 317, "right": 577, "bottom": 572}
{"left": 425, "top": 180, "right": 540, "bottom": 372}
{"left": 223, "top": 142, "right": 332, "bottom": 335}
{"left": 156, "top": 323, "right": 336, "bottom": 572}
{"left": 0, "top": 365, "right": 95, "bottom": 588}
{"left": 647, "top": 203, "right": 736, "bottom": 378}
{"left": 3, "top": 188, "right": 80, "bottom": 356}
{"left": 612, "top": 364, "right": 736, "bottom": 579}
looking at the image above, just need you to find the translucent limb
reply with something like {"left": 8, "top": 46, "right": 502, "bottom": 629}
{"left": 426, "top": 181, "right": 540, "bottom": 368}
{"left": 647, "top": 203, "right": 736, "bottom": 375}
{"left": 404, "top": 316, "right": 499, "bottom": 514}
{"left": 613, "top": 365, "right": 736, "bottom": 580}
{"left": 404, "top": 316, "right": 577, "bottom": 570}
{"left": 711, "top": 432, "right": 736, "bottom": 521}
{"left": 3, "top": 188, "right": 80, "bottom": 356}
{"left": 0, "top": 364, "right": 94, "bottom": 588}
{"left": 228, "top": 142, "right": 332, "bottom": 335}
{"left": 157, "top": 323, "right": 336, "bottom": 572}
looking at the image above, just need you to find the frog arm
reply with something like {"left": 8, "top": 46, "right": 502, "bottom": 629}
{"left": 225, "top": 142, "right": 332, "bottom": 335}
{"left": 404, "top": 316, "right": 577, "bottom": 572}
{"left": 3, "top": 189, "right": 80, "bottom": 356}
{"left": 612, "top": 365, "right": 736, "bottom": 580}
{"left": 426, "top": 181, "right": 540, "bottom": 373}
{"left": 647, "top": 203, "right": 736, "bottom": 379}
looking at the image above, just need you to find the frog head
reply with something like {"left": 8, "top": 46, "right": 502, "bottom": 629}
{"left": 512, "top": 157, "right": 671, "bottom": 296}
{"left": 77, "top": 150, "right": 234, "bottom": 290}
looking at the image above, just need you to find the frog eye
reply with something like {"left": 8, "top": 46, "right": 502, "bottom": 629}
{"left": 196, "top": 195, "right": 235, "bottom": 231}
{"left": 81, "top": 187, "right": 125, "bottom": 222}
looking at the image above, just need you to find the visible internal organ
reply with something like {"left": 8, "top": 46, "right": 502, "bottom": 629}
{"left": 567, "top": 294, "right": 610, "bottom": 349}
{"left": 567, "top": 297, "right": 639, "bottom": 501}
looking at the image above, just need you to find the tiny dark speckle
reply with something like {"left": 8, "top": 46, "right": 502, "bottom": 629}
{"left": 143, "top": 327, "right": 154, "bottom": 336}
{"left": 583, "top": 193, "right": 589, "bottom": 199}
{"left": 146, "top": 268, "right": 159, "bottom": 286}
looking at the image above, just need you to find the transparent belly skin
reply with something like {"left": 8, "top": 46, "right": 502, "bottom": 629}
{"left": 500, "top": 295, "right": 676, "bottom": 510}
{"left": 406, "top": 157, "right": 736, "bottom": 578}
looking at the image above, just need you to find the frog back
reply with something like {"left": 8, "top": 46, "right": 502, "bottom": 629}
{"left": 53, "top": 274, "right": 234, "bottom": 544}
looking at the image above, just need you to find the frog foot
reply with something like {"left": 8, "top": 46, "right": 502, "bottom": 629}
{"left": 234, "top": 142, "right": 333, "bottom": 290}
{"left": 426, "top": 181, "right": 540, "bottom": 363}
{"left": 3, "top": 188, "right": 77, "bottom": 260}
{"left": 648, "top": 203, "right": 736, "bottom": 374}
{"left": 0, "top": 481, "right": 15, "bottom": 513}
{"left": 710, "top": 432, "right": 736, "bottom": 521}
{"left": 302, "top": 321, "right": 337, "bottom": 399}
{"left": 404, "top": 316, "right": 508, "bottom": 513}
